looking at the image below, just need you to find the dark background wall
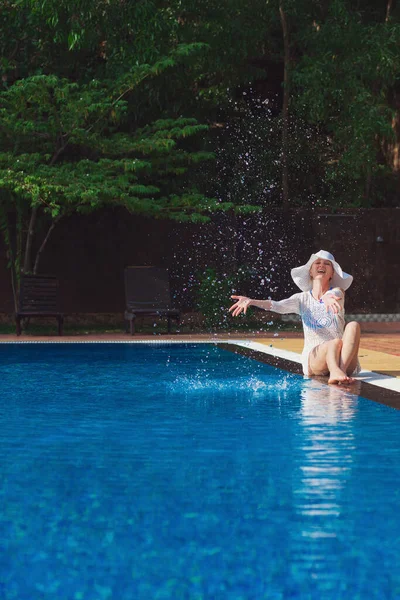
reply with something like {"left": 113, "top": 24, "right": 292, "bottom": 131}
{"left": 0, "top": 208, "right": 398, "bottom": 314}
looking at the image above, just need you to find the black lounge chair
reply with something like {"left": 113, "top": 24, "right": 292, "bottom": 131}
{"left": 16, "top": 275, "right": 64, "bottom": 336}
{"left": 124, "top": 266, "right": 180, "bottom": 335}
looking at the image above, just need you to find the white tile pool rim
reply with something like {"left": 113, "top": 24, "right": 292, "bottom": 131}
{"left": 233, "top": 340, "right": 400, "bottom": 394}
{"left": 2, "top": 338, "right": 399, "bottom": 394}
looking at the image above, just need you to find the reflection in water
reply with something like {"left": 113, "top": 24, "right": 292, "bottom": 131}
{"left": 293, "top": 380, "right": 359, "bottom": 576}
{"left": 300, "top": 378, "right": 360, "bottom": 423}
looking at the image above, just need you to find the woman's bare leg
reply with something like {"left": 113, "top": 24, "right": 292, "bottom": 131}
{"left": 339, "top": 321, "right": 361, "bottom": 375}
{"left": 309, "top": 338, "right": 355, "bottom": 385}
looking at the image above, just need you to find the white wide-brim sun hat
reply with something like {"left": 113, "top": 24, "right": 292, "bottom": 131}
{"left": 291, "top": 250, "right": 353, "bottom": 292}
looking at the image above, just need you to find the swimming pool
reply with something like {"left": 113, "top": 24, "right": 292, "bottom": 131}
{"left": 1, "top": 343, "right": 399, "bottom": 599}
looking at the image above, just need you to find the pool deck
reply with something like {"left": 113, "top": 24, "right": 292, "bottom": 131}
{"left": 1, "top": 328, "right": 398, "bottom": 379}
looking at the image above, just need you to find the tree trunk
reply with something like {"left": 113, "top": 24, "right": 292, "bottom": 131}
{"left": 33, "top": 216, "right": 62, "bottom": 274}
{"left": 386, "top": 0, "right": 393, "bottom": 21}
{"left": 23, "top": 205, "right": 38, "bottom": 274}
{"left": 384, "top": 2, "right": 400, "bottom": 179}
{"left": 22, "top": 141, "right": 65, "bottom": 276}
{"left": 365, "top": 169, "right": 372, "bottom": 203}
{"left": 279, "top": 1, "right": 290, "bottom": 209}
{"left": 6, "top": 217, "right": 19, "bottom": 312}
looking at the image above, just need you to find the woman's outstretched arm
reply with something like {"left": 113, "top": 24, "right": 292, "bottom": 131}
{"left": 229, "top": 295, "right": 272, "bottom": 317}
{"left": 229, "top": 294, "right": 301, "bottom": 317}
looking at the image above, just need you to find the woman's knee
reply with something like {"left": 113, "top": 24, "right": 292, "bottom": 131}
{"left": 329, "top": 338, "right": 343, "bottom": 350}
{"left": 345, "top": 321, "right": 361, "bottom": 336}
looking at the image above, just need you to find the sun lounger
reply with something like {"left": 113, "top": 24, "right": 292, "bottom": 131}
{"left": 16, "top": 275, "right": 64, "bottom": 336}
{"left": 124, "top": 267, "right": 180, "bottom": 335}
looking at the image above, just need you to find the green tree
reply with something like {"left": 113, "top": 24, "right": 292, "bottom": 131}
{"left": 0, "top": 61, "right": 217, "bottom": 305}
{"left": 2, "top": 0, "right": 400, "bottom": 319}
{"left": 0, "top": 1, "right": 263, "bottom": 309}
{"left": 293, "top": 0, "right": 400, "bottom": 206}
{"left": 206, "top": 0, "right": 400, "bottom": 209}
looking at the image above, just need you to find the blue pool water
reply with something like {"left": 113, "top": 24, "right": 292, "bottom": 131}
{"left": 0, "top": 343, "right": 399, "bottom": 600}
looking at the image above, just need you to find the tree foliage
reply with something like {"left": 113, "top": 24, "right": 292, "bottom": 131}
{"left": 0, "top": 0, "right": 263, "bottom": 305}
{"left": 203, "top": 0, "right": 400, "bottom": 209}
{"left": 0, "top": 0, "right": 399, "bottom": 309}
{"left": 293, "top": 0, "right": 400, "bottom": 205}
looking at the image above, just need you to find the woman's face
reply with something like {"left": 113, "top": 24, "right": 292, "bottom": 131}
{"left": 309, "top": 258, "right": 333, "bottom": 282}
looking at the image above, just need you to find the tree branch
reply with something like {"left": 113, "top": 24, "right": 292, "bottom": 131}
{"left": 23, "top": 205, "right": 38, "bottom": 274}
{"left": 49, "top": 142, "right": 68, "bottom": 166}
{"left": 33, "top": 215, "right": 62, "bottom": 274}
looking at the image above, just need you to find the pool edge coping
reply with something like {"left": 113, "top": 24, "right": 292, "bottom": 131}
{"left": 221, "top": 341, "right": 400, "bottom": 411}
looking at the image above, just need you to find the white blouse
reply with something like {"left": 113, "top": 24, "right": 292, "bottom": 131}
{"left": 269, "top": 290, "right": 359, "bottom": 376}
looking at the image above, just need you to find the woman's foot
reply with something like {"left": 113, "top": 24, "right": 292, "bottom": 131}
{"left": 328, "top": 368, "right": 355, "bottom": 385}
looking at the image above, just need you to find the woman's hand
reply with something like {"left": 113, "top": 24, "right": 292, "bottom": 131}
{"left": 229, "top": 295, "right": 252, "bottom": 317}
{"left": 322, "top": 294, "right": 342, "bottom": 314}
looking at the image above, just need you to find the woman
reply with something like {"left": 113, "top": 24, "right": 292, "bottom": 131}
{"left": 229, "top": 250, "right": 361, "bottom": 385}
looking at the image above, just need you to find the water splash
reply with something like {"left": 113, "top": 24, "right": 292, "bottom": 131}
{"left": 167, "top": 372, "right": 293, "bottom": 394}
